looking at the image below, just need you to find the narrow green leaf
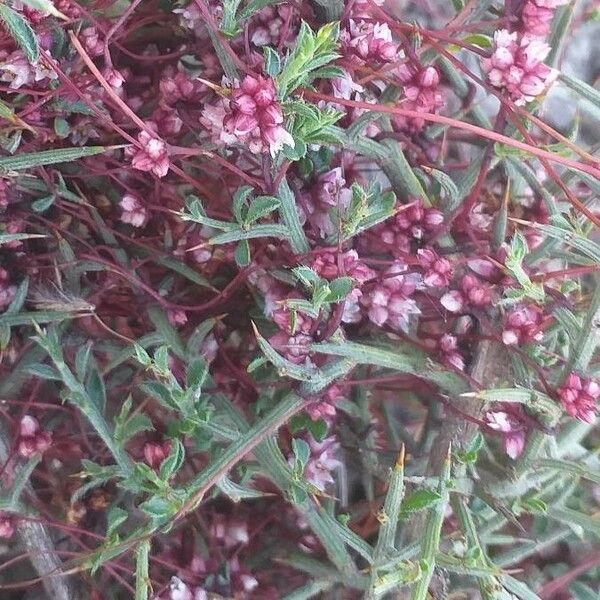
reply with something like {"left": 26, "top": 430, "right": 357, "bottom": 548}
{"left": 0, "top": 146, "right": 108, "bottom": 172}
{"left": 0, "top": 4, "right": 38, "bottom": 63}
{"left": 278, "top": 179, "right": 310, "bottom": 254}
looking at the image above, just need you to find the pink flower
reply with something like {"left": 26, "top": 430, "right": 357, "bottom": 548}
{"left": 269, "top": 331, "right": 313, "bottom": 365}
{"left": 342, "top": 20, "right": 399, "bottom": 64}
{"left": 102, "top": 67, "right": 125, "bottom": 88}
{"left": 310, "top": 249, "right": 376, "bottom": 283}
{"left": 302, "top": 436, "right": 342, "bottom": 491}
{"left": 362, "top": 262, "right": 421, "bottom": 332}
{"left": 219, "top": 75, "right": 294, "bottom": 156}
{"left": 521, "top": 0, "right": 569, "bottom": 38}
{"left": 557, "top": 374, "right": 600, "bottom": 423}
{"left": 210, "top": 515, "right": 250, "bottom": 548}
{"left": 119, "top": 195, "right": 149, "bottom": 227}
{"left": 143, "top": 440, "right": 172, "bottom": 470}
{"left": 129, "top": 124, "right": 170, "bottom": 177}
{"left": 439, "top": 334, "right": 465, "bottom": 371}
{"left": 159, "top": 72, "right": 199, "bottom": 104}
{"left": 502, "top": 305, "right": 543, "bottom": 346}
{"left": 0, "top": 269, "right": 16, "bottom": 312}
{"left": 483, "top": 30, "right": 557, "bottom": 106}
{"left": 440, "top": 275, "right": 492, "bottom": 313}
{"left": 0, "top": 513, "right": 14, "bottom": 539}
{"left": 393, "top": 198, "right": 443, "bottom": 240}
{"left": 169, "top": 577, "right": 193, "bottom": 600}
{"left": 417, "top": 248, "right": 453, "bottom": 287}
{"left": 394, "top": 64, "right": 445, "bottom": 132}
{"left": 17, "top": 415, "right": 52, "bottom": 458}
{"left": 305, "top": 386, "right": 344, "bottom": 421}
{"left": 460, "top": 274, "right": 493, "bottom": 307}
{"left": 485, "top": 410, "right": 525, "bottom": 459}
{"left": 167, "top": 309, "right": 188, "bottom": 327}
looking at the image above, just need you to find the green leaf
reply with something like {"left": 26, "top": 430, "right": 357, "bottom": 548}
{"left": 87, "top": 369, "right": 107, "bottom": 414}
{"left": 277, "top": 178, "right": 310, "bottom": 254}
{"left": 232, "top": 185, "right": 253, "bottom": 223}
{"left": 0, "top": 146, "right": 109, "bottom": 172}
{"left": 0, "top": 232, "right": 46, "bottom": 246}
{"left": 106, "top": 506, "right": 128, "bottom": 537}
{"left": 210, "top": 223, "right": 288, "bottom": 244}
{"left": 234, "top": 239, "right": 251, "bottom": 267}
{"left": 31, "top": 195, "right": 56, "bottom": 212}
{"left": 277, "top": 20, "right": 340, "bottom": 96}
{"left": 401, "top": 489, "right": 442, "bottom": 514}
{"left": 138, "top": 496, "right": 175, "bottom": 521}
{"left": 159, "top": 439, "right": 185, "bottom": 481}
{"left": 0, "top": 4, "right": 38, "bottom": 63}
{"left": 325, "top": 277, "right": 353, "bottom": 302}
{"left": 292, "top": 438, "right": 310, "bottom": 470}
{"left": 245, "top": 196, "right": 280, "bottom": 225}
{"left": 263, "top": 46, "right": 281, "bottom": 76}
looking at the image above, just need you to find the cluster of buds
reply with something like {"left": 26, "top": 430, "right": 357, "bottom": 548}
{"left": 127, "top": 124, "right": 170, "bottom": 178}
{"left": 502, "top": 305, "right": 544, "bottom": 346}
{"left": 305, "top": 385, "right": 344, "bottom": 422}
{"left": 303, "top": 435, "right": 342, "bottom": 492}
{"left": 520, "top": 0, "right": 570, "bottom": 38}
{"left": 394, "top": 64, "right": 445, "bottom": 132}
{"left": 0, "top": 268, "right": 16, "bottom": 312}
{"left": 159, "top": 72, "right": 201, "bottom": 105}
{"left": 417, "top": 248, "right": 453, "bottom": 288}
{"left": 342, "top": 20, "right": 399, "bottom": 64}
{"left": 301, "top": 167, "right": 353, "bottom": 237}
{"left": 0, "top": 50, "right": 57, "bottom": 89}
{"left": 362, "top": 262, "right": 421, "bottom": 332}
{"left": 17, "top": 416, "right": 52, "bottom": 458}
{"left": 143, "top": 440, "right": 172, "bottom": 470}
{"left": 557, "top": 373, "right": 600, "bottom": 423}
{"left": 249, "top": 4, "right": 296, "bottom": 47}
{"left": 485, "top": 410, "right": 526, "bottom": 459}
{"left": 438, "top": 334, "right": 465, "bottom": 371}
{"left": 0, "top": 512, "right": 14, "bottom": 539}
{"left": 441, "top": 275, "right": 493, "bottom": 313}
{"left": 269, "top": 302, "right": 314, "bottom": 365}
{"left": 209, "top": 515, "right": 250, "bottom": 549}
{"left": 310, "top": 249, "right": 375, "bottom": 284}
{"left": 119, "top": 195, "right": 149, "bottom": 228}
{"left": 483, "top": 30, "right": 557, "bottom": 106}
{"left": 220, "top": 75, "right": 294, "bottom": 156}
{"left": 393, "top": 198, "right": 444, "bottom": 241}
{"left": 168, "top": 576, "right": 207, "bottom": 600}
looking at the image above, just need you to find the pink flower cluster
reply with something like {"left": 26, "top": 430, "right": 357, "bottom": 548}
{"left": 0, "top": 513, "right": 14, "bottom": 539}
{"left": 557, "top": 374, "right": 600, "bottom": 423}
{"left": 219, "top": 75, "right": 294, "bottom": 156}
{"left": 521, "top": 0, "right": 570, "bottom": 38}
{"left": 440, "top": 275, "right": 493, "bottom": 313}
{"left": 394, "top": 64, "right": 445, "bottom": 133}
{"left": 485, "top": 410, "right": 526, "bottom": 459}
{"left": 417, "top": 248, "right": 453, "bottom": 288}
{"left": 303, "top": 435, "right": 342, "bottom": 491}
{"left": 127, "top": 124, "right": 170, "bottom": 178}
{"left": 342, "top": 20, "right": 399, "bottom": 64}
{"left": 17, "top": 415, "right": 52, "bottom": 458}
{"left": 119, "top": 195, "right": 149, "bottom": 227}
{"left": 438, "top": 334, "right": 465, "bottom": 371}
{"left": 502, "top": 305, "right": 544, "bottom": 346}
{"left": 362, "top": 262, "right": 420, "bottom": 332}
{"left": 0, "top": 268, "right": 16, "bottom": 312}
{"left": 483, "top": 30, "right": 557, "bottom": 106}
